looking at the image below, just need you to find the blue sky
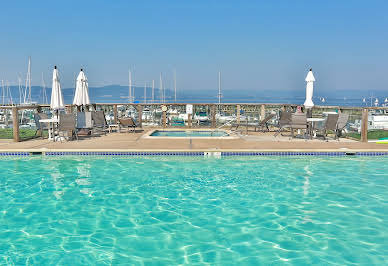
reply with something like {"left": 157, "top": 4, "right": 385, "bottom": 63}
{"left": 0, "top": 0, "right": 387, "bottom": 95}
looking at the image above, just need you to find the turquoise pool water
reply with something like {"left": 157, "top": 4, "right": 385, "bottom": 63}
{"left": 0, "top": 156, "right": 387, "bottom": 265}
{"left": 150, "top": 130, "right": 229, "bottom": 137}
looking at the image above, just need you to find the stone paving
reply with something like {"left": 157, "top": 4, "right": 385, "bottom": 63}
{"left": 0, "top": 128, "right": 385, "bottom": 151}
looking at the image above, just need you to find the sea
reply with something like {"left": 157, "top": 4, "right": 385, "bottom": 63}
{"left": 2, "top": 85, "right": 386, "bottom": 107}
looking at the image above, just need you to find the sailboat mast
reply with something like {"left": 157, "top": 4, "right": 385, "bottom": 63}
{"left": 159, "top": 73, "right": 163, "bottom": 103}
{"left": 28, "top": 57, "right": 31, "bottom": 103}
{"left": 128, "top": 69, "right": 132, "bottom": 103}
{"left": 5, "top": 81, "right": 8, "bottom": 104}
{"left": 174, "top": 69, "right": 177, "bottom": 102}
{"left": 18, "top": 77, "right": 22, "bottom": 105}
{"left": 144, "top": 83, "right": 147, "bottom": 104}
{"left": 41, "top": 72, "right": 47, "bottom": 104}
{"left": 23, "top": 57, "right": 31, "bottom": 104}
{"left": 7, "top": 81, "right": 13, "bottom": 105}
{"left": 152, "top": 80, "right": 155, "bottom": 104}
{"left": 1, "top": 80, "right": 4, "bottom": 105}
{"left": 218, "top": 71, "right": 222, "bottom": 104}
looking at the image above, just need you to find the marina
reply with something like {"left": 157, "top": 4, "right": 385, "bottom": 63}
{"left": 1, "top": 1, "right": 387, "bottom": 264}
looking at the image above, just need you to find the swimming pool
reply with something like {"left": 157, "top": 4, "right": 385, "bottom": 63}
{"left": 0, "top": 156, "right": 386, "bottom": 264}
{"left": 149, "top": 130, "right": 229, "bottom": 137}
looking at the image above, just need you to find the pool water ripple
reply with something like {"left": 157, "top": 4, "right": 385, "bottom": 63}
{"left": 0, "top": 156, "right": 387, "bottom": 265}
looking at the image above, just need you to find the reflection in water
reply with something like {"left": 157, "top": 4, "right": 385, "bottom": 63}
{"left": 50, "top": 161, "right": 93, "bottom": 198}
{"left": 76, "top": 164, "right": 93, "bottom": 196}
{"left": 303, "top": 165, "right": 312, "bottom": 196}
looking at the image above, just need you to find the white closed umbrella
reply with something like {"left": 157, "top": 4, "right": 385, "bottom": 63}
{"left": 303, "top": 68, "right": 315, "bottom": 108}
{"left": 50, "top": 66, "right": 65, "bottom": 110}
{"left": 73, "top": 69, "right": 90, "bottom": 106}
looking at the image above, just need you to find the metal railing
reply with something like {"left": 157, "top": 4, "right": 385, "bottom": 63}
{"left": 0, "top": 102, "right": 386, "bottom": 143}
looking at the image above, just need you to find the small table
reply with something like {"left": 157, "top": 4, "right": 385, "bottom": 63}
{"left": 307, "top": 118, "right": 325, "bottom": 139}
{"left": 39, "top": 118, "right": 59, "bottom": 141}
{"left": 108, "top": 124, "right": 120, "bottom": 133}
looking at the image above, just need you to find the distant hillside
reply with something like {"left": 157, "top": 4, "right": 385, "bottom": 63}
{"left": 1, "top": 85, "right": 165, "bottom": 104}
{"left": 1, "top": 85, "right": 385, "bottom": 107}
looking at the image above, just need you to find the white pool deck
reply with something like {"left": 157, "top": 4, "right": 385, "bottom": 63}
{"left": 0, "top": 128, "right": 387, "bottom": 153}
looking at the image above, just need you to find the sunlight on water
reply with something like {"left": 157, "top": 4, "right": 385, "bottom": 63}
{"left": 0, "top": 156, "right": 387, "bottom": 265}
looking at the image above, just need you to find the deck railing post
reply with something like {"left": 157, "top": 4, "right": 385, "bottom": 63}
{"left": 260, "top": 104, "right": 265, "bottom": 120}
{"left": 113, "top": 104, "right": 118, "bottom": 124}
{"left": 361, "top": 108, "right": 368, "bottom": 142}
{"left": 162, "top": 110, "right": 167, "bottom": 128}
{"left": 12, "top": 107, "right": 20, "bottom": 142}
{"left": 211, "top": 105, "right": 216, "bottom": 128}
{"left": 188, "top": 114, "right": 192, "bottom": 128}
{"left": 237, "top": 105, "right": 241, "bottom": 124}
{"left": 137, "top": 105, "right": 143, "bottom": 128}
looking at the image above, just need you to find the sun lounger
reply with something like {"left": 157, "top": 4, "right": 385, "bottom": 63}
{"left": 274, "top": 111, "right": 292, "bottom": 137}
{"left": 118, "top": 117, "right": 139, "bottom": 132}
{"left": 255, "top": 113, "right": 276, "bottom": 132}
{"left": 231, "top": 113, "right": 276, "bottom": 132}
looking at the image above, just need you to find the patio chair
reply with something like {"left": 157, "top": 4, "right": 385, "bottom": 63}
{"left": 290, "top": 113, "right": 307, "bottom": 138}
{"left": 274, "top": 111, "right": 292, "bottom": 137}
{"left": 335, "top": 113, "right": 349, "bottom": 140}
{"left": 76, "top": 112, "right": 93, "bottom": 137}
{"left": 231, "top": 113, "right": 276, "bottom": 133}
{"left": 316, "top": 114, "right": 339, "bottom": 140}
{"left": 58, "top": 113, "right": 78, "bottom": 141}
{"left": 91, "top": 111, "right": 108, "bottom": 135}
{"left": 76, "top": 112, "right": 93, "bottom": 129}
{"left": 34, "top": 113, "right": 49, "bottom": 138}
{"left": 118, "top": 117, "right": 139, "bottom": 132}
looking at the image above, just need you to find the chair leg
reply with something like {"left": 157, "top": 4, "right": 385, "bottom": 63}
{"left": 274, "top": 126, "right": 282, "bottom": 137}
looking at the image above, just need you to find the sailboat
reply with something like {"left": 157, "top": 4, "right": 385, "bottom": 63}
{"left": 120, "top": 69, "right": 135, "bottom": 103}
{"left": 41, "top": 73, "right": 48, "bottom": 104}
{"left": 6, "top": 81, "right": 13, "bottom": 105}
{"left": 383, "top": 98, "right": 388, "bottom": 107}
{"left": 18, "top": 57, "right": 37, "bottom": 106}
